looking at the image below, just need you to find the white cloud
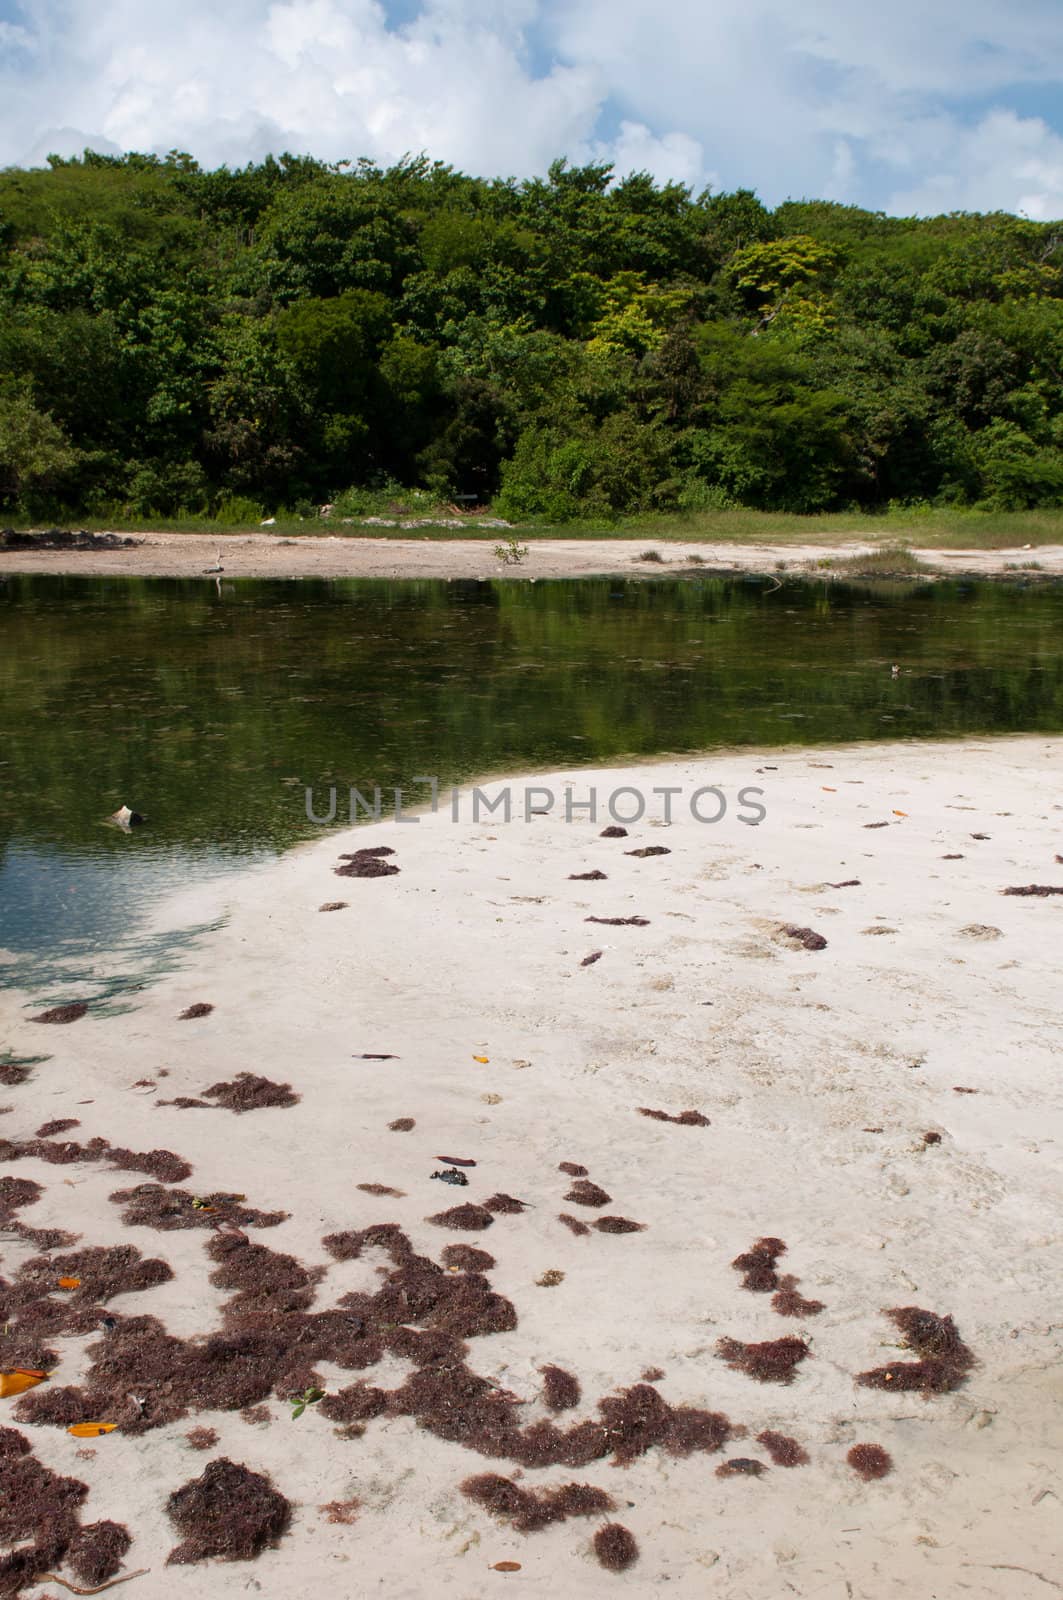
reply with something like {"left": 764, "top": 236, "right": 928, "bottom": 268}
{"left": 0, "top": 0, "right": 1061, "bottom": 216}
{"left": 887, "top": 109, "right": 1063, "bottom": 219}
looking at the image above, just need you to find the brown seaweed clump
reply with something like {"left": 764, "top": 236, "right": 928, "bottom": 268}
{"left": 594, "top": 1523, "right": 639, "bottom": 1571}
{"left": 541, "top": 1366, "right": 581, "bottom": 1412}
{"left": 780, "top": 925, "right": 828, "bottom": 951}
{"left": 200, "top": 1074, "right": 299, "bottom": 1114}
{"left": 482, "top": 1193, "right": 529, "bottom": 1215}
{"left": 335, "top": 852, "right": 400, "bottom": 878}
{"left": 847, "top": 1443, "right": 893, "bottom": 1481}
{"left": 715, "top": 1457, "right": 766, "bottom": 1478}
{"left": 178, "top": 1002, "right": 214, "bottom": 1020}
{"left": 585, "top": 916, "right": 649, "bottom": 927}
{"left": 64, "top": 1520, "right": 133, "bottom": 1587}
{"left": 185, "top": 1427, "right": 219, "bottom": 1450}
{"left": 757, "top": 1431, "right": 809, "bottom": 1467}
{"left": 388, "top": 1117, "right": 415, "bottom": 1132}
{"left": 625, "top": 846, "right": 671, "bottom": 857}
{"left": 461, "top": 1473, "right": 613, "bottom": 1533}
{"left": 357, "top": 1183, "right": 406, "bottom": 1198}
{"left": 716, "top": 1336, "right": 811, "bottom": 1385}
{"left": 0, "top": 1426, "right": 90, "bottom": 1594}
{"left": 558, "top": 1162, "right": 588, "bottom": 1177}
{"left": 31, "top": 1003, "right": 89, "bottom": 1025}
{"left": 442, "top": 1244, "right": 496, "bottom": 1272}
{"left": 426, "top": 1204, "right": 495, "bottom": 1231}
{"left": 110, "top": 1183, "right": 287, "bottom": 1231}
{"left": 638, "top": 1107, "right": 710, "bottom": 1126}
{"left": 1001, "top": 884, "right": 1063, "bottom": 896}
{"left": 35, "top": 1120, "right": 80, "bottom": 1138}
{"left": 857, "top": 1307, "right": 974, "bottom": 1394}
{"left": 732, "top": 1236, "right": 787, "bottom": 1293}
{"left": 564, "top": 1180, "right": 612, "bottom": 1208}
{"left": 166, "top": 1459, "right": 291, "bottom": 1564}
{"left": 581, "top": 951, "right": 603, "bottom": 966}
{"left": 1, "top": 1134, "right": 191, "bottom": 1185}
{"left": 771, "top": 1276, "right": 825, "bottom": 1319}
{"left": 598, "top": 1384, "right": 731, "bottom": 1465}
{"left": 321, "top": 1498, "right": 361, "bottom": 1524}
{"left": 570, "top": 870, "right": 607, "bottom": 880}
{"left": 319, "top": 1383, "right": 389, "bottom": 1425}
{"left": 594, "top": 1217, "right": 646, "bottom": 1234}
{"left": 558, "top": 1213, "right": 590, "bottom": 1236}
{"left": 318, "top": 901, "right": 348, "bottom": 912}
{"left": 599, "top": 826, "right": 628, "bottom": 838}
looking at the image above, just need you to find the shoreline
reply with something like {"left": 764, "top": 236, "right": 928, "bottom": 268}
{"left": 3, "top": 528, "right": 1063, "bottom": 581}
{"left": 2, "top": 737, "right": 1061, "bottom": 1598}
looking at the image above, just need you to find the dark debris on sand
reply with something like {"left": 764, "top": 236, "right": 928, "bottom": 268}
{"left": 857, "top": 1306, "right": 974, "bottom": 1394}
{"left": 715, "top": 1457, "right": 767, "bottom": 1478}
{"left": 847, "top": 1442, "right": 893, "bottom": 1480}
{"left": 1, "top": 1134, "right": 191, "bottom": 1185}
{"left": 564, "top": 1179, "right": 612, "bottom": 1208}
{"left": 541, "top": 1365, "right": 581, "bottom": 1412}
{"left": 426, "top": 1203, "right": 496, "bottom": 1231}
{"left": 335, "top": 847, "right": 399, "bottom": 879}
{"left": 638, "top": 1107, "right": 709, "bottom": 1126}
{"left": 593, "top": 1522, "right": 639, "bottom": 1571}
{"left": 30, "top": 1003, "right": 88, "bottom": 1025}
{"left": 716, "top": 1335, "right": 811, "bottom": 1384}
{"left": 757, "top": 1430, "right": 809, "bottom": 1466}
{"left": 178, "top": 1003, "right": 214, "bottom": 1020}
{"left": 779, "top": 924, "right": 828, "bottom": 951}
{"left": 462, "top": 1473, "right": 613, "bottom": 1533}
{"left": 166, "top": 1459, "right": 291, "bottom": 1564}
{"left": 0, "top": 1425, "right": 96, "bottom": 1596}
{"left": 160, "top": 1073, "right": 299, "bottom": 1114}
{"left": 110, "top": 1183, "right": 287, "bottom": 1231}
{"left": 586, "top": 916, "right": 649, "bottom": 927}
{"left": 732, "top": 1236, "right": 787, "bottom": 1293}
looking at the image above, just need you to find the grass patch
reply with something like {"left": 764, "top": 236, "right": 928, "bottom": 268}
{"left": 6, "top": 506, "right": 1063, "bottom": 548}
{"left": 814, "top": 545, "right": 933, "bottom": 575}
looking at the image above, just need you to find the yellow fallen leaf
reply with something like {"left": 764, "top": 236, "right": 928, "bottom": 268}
{"left": 67, "top": 1422, "right": 117, "bottom": 1437}
{"left": 57, "top": 1276, "right": 81, "bottom": 1289}
{"left": 821, "top": 786, "right": 837, "bottom": 792}
{"left": 0, "top": 1369, "right": 47, "bottom": 1398}
{"left": 893, "top": 809, "right": 908, "bottom": 817}
{"left": 492, "top": 1562, "right": 522, "bottom": 1572}
{"left": 473, "top": 1055, "right": 489, "bottom": 1064}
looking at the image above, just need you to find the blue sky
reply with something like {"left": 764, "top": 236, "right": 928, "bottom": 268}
{"left": 0, "top": 0, "right": 1061, "bottom": 216}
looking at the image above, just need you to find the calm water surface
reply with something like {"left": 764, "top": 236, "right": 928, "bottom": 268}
{"left": 2, "top": 572, "right": 1061, "bottom": 999}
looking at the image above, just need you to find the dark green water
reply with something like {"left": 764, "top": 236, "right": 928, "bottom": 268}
{"left": 2, "top": 572, "right": 1061, "bottom": 997}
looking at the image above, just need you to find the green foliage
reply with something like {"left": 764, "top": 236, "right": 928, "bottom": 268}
{"left": 0, "top": 382, "right": 77, "bottom": 506}
{"left": 0, "top": 151, "right": 1061, "bottom": 522}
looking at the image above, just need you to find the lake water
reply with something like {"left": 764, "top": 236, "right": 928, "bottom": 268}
{"left": 2, "top": 571, "right": 1062, "bottom": 1002}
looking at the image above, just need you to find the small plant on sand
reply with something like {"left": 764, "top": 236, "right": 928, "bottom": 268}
{"left": 290, "top": 1385, "right": 325, "bottom": 1420}
{"left": 494, "top": 536, "right": 529, "bottom": 565}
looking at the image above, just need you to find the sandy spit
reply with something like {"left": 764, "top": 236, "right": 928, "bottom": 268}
{"left": 2, "top": 529, "right": 1063, "bottom": 580}
{"left": 1, "top": 737, "right": 1061, "bottom": 1598}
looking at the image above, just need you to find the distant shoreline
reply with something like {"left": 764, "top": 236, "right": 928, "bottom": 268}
{"left": 3, "top": 529, "right": 1063, "bottom": 581}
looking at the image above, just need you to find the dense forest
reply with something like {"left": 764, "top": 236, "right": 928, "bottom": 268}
{"left": 1, "top": 150, "right": 1062, "bottom": 522}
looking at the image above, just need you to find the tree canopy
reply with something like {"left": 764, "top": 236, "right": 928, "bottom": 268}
{"left": 1, "top": 149, "right": 1061, "bottom": 520}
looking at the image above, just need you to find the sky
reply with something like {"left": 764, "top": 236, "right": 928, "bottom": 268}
{"left": 0, "top": 0, "right": 1061, "bottom": 217}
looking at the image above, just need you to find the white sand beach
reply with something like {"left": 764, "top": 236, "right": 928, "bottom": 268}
{"left": 2, "top": 529, "right": 1063, "bottom": 582}
{"left": 2, "top": 737, "right": 1061, "bottom": 1599}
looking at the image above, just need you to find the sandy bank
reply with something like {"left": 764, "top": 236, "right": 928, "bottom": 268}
{"left": 2, "top": 529, "right": 1063, "bottom": 581}
{"left": 1, "top": 737, "right": 1061, "bottom": 1599}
